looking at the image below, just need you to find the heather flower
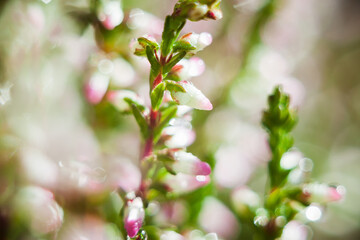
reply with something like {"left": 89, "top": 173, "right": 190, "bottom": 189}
{"left": 84, "top": 71, "right": 110, "bottom": 104}
{"left": 164, "top": 173, "right": 210, "bottom": 194}
{"left": 178, "top": 32, "right": 212, "bottom": 54}
{"left": 97, "top": 0, "right": 124, "bottom": 30}
{"left": 302, "top": 183, "right": 345, "bottom": 204}
{"left": 168, "top": 150, "right": 211, "bottom": 176}
{"left": 171, "top": 57, "right": 205, "bottom": 80}
{"left": 170, "top": 81, "right": 213, "bottom": 110}
{"left": 14, "top": 186, "right": 64, "bottom": 234}
{"left": 124, "top": 197, "right": 145, "bottom": 238}
{"left": 107, "top": 90, "right": 144, "bottom": 112}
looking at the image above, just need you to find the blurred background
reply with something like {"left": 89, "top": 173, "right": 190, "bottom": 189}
{"left": 0, "top": 0, "right": 359, "bottom": 239}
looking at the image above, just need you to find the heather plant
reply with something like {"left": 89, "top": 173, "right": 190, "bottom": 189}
{"left": 0, "top": 0, "right": 352, "bottom": 240}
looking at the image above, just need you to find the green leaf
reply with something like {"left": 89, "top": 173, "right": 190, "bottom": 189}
{"left": 153, "top": 105, "right": 177, "bottom": 143}
{"left": 161, "top": 16, "right": 186, "bottom": 57}
{"left": 163, "top": 51, "right": 187, "bottom": 74}
{"left": 123, "top": 97, "right": 146, "bottom": 112}
{"left": 146, "top": 46, "right": 160, "bottom": 74}
{"left": 151, "top": 82, "right": 166, "bottom": 110}
{"left": 173, "top": 41, "right": 196, "bottom": 53}
{"left": 165, "top": 80, "right": 186, "bottom": 93}
{"left": 130, "top": 103, "right": 149, "bottom": 139}
{"left": 138, "top": 37, "right": 159, "bottom": 50}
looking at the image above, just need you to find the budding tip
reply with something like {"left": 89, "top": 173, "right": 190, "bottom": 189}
{"left": 329, "top": 188, "right": 343, "bottom": 202}
{"left": 125, "top": 219, "right": 141, "bottom": 238}
{"left": 200, "top": 99, "right": 213, "bottom": 111}
{"left": 196, "top": 161, "right": 211, "bottom": 175}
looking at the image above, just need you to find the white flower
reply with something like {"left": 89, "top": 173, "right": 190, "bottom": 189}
{"left": 14, "top": 186, "right": 64, "bottom": 234}
{"left": 179, "top": 32, "right": 212, "bottom": 54}
{"left": 170, "top": 151, "right": 211, "bottom": 176}
{"left": 97, "top": 0, "right": 124, "bottom": 30}
{"left": 107, "top": 90, "right": 144, "bottom": 112}
{"left": 171, "top": 81, "right": 212, "bottom": 111}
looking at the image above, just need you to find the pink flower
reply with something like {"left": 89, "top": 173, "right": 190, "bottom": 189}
{"left": 164, "top": 173, "right": 210, "bottom": 194}
{"left": 171, "top": 81, "right": 213, "bottom": 111}
{"left": 170, "top": 151, "right": 211, "bottom": 176}
{"left": 14, "top": 186, "right": 64, "bottom": 234}
{"left": 97, "top": 0, "right": 124, "bottom": 30}
{"left": 124, "top": 197, "right": 145, "bottom": 238}
{"left": 84, "top": 71, "right": 110, "bottom": 104}
{"left": 302, "top": 183, "right": 345, "bottom": 203}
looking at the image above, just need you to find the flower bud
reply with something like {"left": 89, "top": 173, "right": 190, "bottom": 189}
{"left": 206, "top": 8, "right": 223, "bottom": 20}
{"left": 187, "top": 4, "right": 209, "bottom": 21}
{"left": 178, "top": 32, "right": 212, "bottom": 54}
{"left": 124, "top": 197, "right": 145, "bottom": 238}
{"left": 14, "top": 186, "right": 64, "bottom": 234}
{"left": 130, "top": 35, "right": 158, "bottom": 56}
{"left": 302, "top": 183, "right": 345, "bottom": 204}
{"left": 171, "top": 57, "right": 205, "bottom": 80}
{"left": 170, "top": 81, "right": 212, "bottom": 110}
{"left": 232, "top": 187, "right": 260, "bottom": 216}
{"left": 169, "top": 150, "right": 211, "bottom": 176}
{"left": 162, "top": 125, "right": 195, "bottom": 148}
{"left": 107, "top": 90, "right": 144, "bottom": 112}
{"left": 84, "top": 71, "right": 110, "bottom": 104}
{"left": 97, "top": 0, "right": 124, "bottom": 30}
{"left": 164, "top": 173, "right": 210, "bottom": 194}
{"left": 160, "top": 231, "right": 185, "bottom": 240}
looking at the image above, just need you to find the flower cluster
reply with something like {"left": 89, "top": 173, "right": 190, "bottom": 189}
{"left": 85, "top": 0, "right": 223, "bottom": 239}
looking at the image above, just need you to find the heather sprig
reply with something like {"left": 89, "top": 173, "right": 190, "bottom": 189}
{"left": 230, "top": 86, "right": 345, "bottom": 239}
{"left": 111, "top": 0, "right": 222, "bottom": 238}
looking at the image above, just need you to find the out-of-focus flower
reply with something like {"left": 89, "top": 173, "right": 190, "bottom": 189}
{"left": 84, "top": 71, "right": 110, "bottom": 104}
{"left": 163, "top": 173, "right": 210, "bottom": 194}
{"left": 127, "top": 8, "right": 163, "bottom": 37}
{"left": 170, "top": 81, "right": 213, "bottom": 110}
{"left": 171, "top": 57, "right": 205, "bottom": 80}
{"left": 162, "top": 125, "right": 196, "bottom": 148}
{"left": 97, "top": 0, "right": 124, "bottom": 30}
{"left": 198, "top": 197, "right": 239, "bottom": 239}
{"left": 168, "top": 150, "right": 211, "bottom": 176}
{"left": 232, "top": 187, "right": 260, "bottom": 216}
{"left": 59, "top": 215, "right": 122, "bottom": 240}
{"left": 124, "top": 197, "right": 145, "bottom": 238}
{"left": 110, "top": 58, "right": 136, "bottom": 87}
{"left": 178, "top": 32, "right": 213, "bottom": 54}
{"left": 160, "top": 230, "right": 185, "bottom": 240}
{"left": 155, "top": 201, "right": 187, "bottom": 226}
{"left": 108, "top": 158, "right": 141, "bottom": 193}
{"left": 20, "top": 147, "right": 58, "bottom": 188}
{"left": 302, "top": 183, "right": 345, "bottom": 204}
{"left": 14, "top": 186, "right": 63, "bottom": 235}
{"left": 281, "top": 221, "right": 308, "bottom": 240}
{"left": 107, "top": 90, "right": 145, "bottom": 112}
{"left": 188, "top": 230, "right": 219, "bottom": 240}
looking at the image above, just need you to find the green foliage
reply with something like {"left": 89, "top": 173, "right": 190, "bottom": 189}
{"left": 151, "top": 82, "right": 166, "bottom": 110}
{"left": 153, "top": 105, "right": 178, "bottom": 143}
{"left": 262, "top": 86, "right": 298, "bottom": 187}
{"left": 130, "top": 103, "right": 150, "bottom": 139}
